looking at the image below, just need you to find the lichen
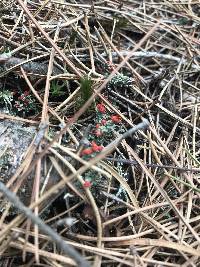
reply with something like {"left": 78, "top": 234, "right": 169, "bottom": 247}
{"left": 107, "top": 73, "right": 133, "bottom": 91}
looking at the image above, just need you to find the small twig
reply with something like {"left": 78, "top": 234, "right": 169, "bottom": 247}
{"left": 0, "top": 55, "right": 62, "bottom": 76}
{"left": 33, "top": 123, "right": 48, "bottom": 147}
{"left": 105, "top": 119, "right": 150, "bottom": 151}
{"left": 107, "top": 89, "right": 144, "bottom": 112}
{"left": 102, "top": 51, "right": 200, "bottom": 70}
{"left": 105, "top": 157, "right": 200, "bottom": 172}
{"left": 101, "top": 191, "right": 134, "bottom": 209}
{"left": 167, "top": 174, "right": 200, "bottom": 194}
{"left": 0, "top": 182, "right": 90, "bottom": 267}
{"left": 0, "top": 54, "right": 60, "bottom": 78}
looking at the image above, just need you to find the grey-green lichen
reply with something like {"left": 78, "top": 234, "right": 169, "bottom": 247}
{"left": 107, "top": 73, "right": 133, "bottom": 91}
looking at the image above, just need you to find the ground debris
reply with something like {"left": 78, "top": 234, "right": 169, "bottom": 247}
{"left": 0, "top": 119, "right": 36, "bottom": 212}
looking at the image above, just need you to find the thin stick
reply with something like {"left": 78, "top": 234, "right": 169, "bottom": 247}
{"left": 0, "top": 181, "right": 90, "bottom": 267}
{"left": 105, "top": 157, "right": 200, "bottom": 172}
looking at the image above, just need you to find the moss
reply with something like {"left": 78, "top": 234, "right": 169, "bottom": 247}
{"left": 76, "top": 76, "right": 94, "bottom": 112}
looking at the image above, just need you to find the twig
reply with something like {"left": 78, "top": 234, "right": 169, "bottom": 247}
{"left": 0, "top": 56, "right": 62, "bottom": 76}
{"left": 105, "top": 119, "right": 150, "bottom": 151}
{"left": 167, "top": 174, "right": 200, "bottom": 194}
{"left": 101, "top": 51, "right": 200, "bottom": 70}
{"left": 0, "top": 181, "right": 90, "bottom": 267}
{"left": 105, "top": 157, "right": 200, "bottom": 172}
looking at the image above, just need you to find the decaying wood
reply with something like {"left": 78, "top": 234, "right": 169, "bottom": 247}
{"left": 0, "top": 54, "right": 62, "bottom": 76}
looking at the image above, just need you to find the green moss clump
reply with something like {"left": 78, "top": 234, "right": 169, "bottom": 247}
{"left": 76, "top": 76, "right": 94, "bottom": 112}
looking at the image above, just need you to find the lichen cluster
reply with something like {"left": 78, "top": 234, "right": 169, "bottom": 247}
{"left": 107, "top": 73, "right": 133, "bottom": 91}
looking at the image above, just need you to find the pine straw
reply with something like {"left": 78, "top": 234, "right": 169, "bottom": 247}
{"left": 0, "top": 0, "right": 200, "bottom": 266}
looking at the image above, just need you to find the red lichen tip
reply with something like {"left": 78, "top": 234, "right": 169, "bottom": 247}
{"left": 23, "top": 90, "right": 30, "bottom": 96}
{"left": 96, "top": 124, "right": 101, "bottom": 129}
{"left": 94, "top": 130, "right": 103, "bottom": 137}
{"left": 81, "top": 148, "right": 93, "bottom": 156}
{"left": 91, "top": 141, "right": 103, "bottom": 152}
{"left": 111, "top": 115, "right": 122, "bottom": 123}
{"left": 101, "top": 119, "right": 107, "bottom": 125}
{"left": 96, "top": 103, "right": 106, "bottom": 113}
{"left": 83, "top": 181, "right": 92, "bottom": 188}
